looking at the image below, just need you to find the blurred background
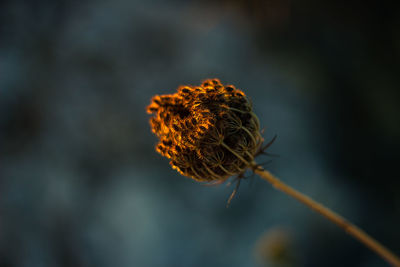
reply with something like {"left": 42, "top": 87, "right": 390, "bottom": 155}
{"left": 1, "top": 0, "right": 399, "bottom": 266}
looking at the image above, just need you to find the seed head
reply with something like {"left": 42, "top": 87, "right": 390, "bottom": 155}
{"left": 147, "top": 79, "right": 263, "bottom": 182}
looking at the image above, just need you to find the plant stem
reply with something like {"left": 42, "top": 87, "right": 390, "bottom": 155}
{"left": 251, "top": 163, "right": 400, "bottom": 267}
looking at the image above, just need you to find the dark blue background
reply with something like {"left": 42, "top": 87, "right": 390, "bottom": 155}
{"left": 1, "top": 0, "right": 399, "bottom": 266}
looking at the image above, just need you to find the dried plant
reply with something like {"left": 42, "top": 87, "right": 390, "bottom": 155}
{"left": 147, "top": 79, "right": 262, "bottom": 183}
{"left": 147, "top": 79, "right": 400, "bottom": 266}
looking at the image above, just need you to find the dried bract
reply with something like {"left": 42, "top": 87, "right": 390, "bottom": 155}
{"left": 147, "top": 79, "right": 263, "bottom": 182}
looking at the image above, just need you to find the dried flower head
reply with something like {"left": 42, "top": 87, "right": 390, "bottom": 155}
{"left": 147, "top": 79, "right": 263, "bottom": 182}
{"left": 146, "top": 83, "right": 400, "bottom": 266}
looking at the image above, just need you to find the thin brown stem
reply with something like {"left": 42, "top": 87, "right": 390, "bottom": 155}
{"left": 251, "top": 162, "right": 400, "bottom": 267}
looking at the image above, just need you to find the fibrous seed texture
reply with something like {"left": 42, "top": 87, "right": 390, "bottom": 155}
{"left": 147, "top": 79, "right": 263, "bottom": 182}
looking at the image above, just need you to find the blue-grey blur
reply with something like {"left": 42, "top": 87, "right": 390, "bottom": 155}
{"left": 1, "top": 0, "right": 399, "bottom": 266}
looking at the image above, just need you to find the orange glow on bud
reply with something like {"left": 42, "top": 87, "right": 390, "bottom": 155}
{"left": 147, "top": 79, "right": 263, "bottom": 182}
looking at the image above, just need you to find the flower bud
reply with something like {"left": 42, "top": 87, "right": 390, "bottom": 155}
{"left": 147, "top": 79, "right": 263, "bottom": 182}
